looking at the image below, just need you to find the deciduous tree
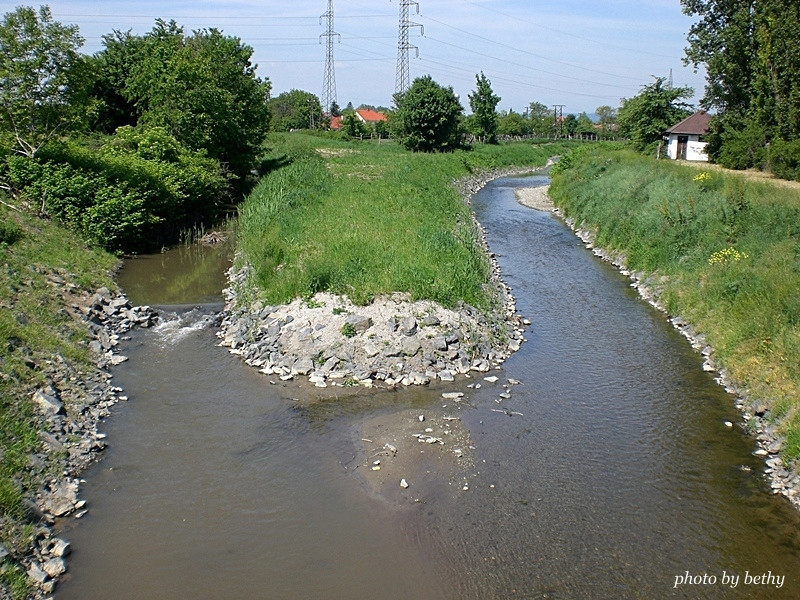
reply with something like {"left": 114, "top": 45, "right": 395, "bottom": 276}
{"left": 268, "top": 89, "right": 323, "bottom": 132}
{"left": 0, "top": 6, "right": 84, "bottom": 158}
{"left": 92, "top": 20, "right": 271, "bottom": 186}
{"left": 391, "top": 76, "right": 464, "bottom": 152}
{"left": 468, "top": 72, "right": 500, "bottom": 143}
{"left": 617, "top": 77, "right": 693, "bottom": 151}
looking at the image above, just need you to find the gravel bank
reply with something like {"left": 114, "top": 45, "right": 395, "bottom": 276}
{"left": 6, "top": 279, "right": 157, "bottom": 597}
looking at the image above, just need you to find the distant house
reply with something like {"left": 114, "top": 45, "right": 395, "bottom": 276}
{"left": 329, "top": 115, "right": 343, "bottom": 130}
{"left": 354, "top": 108, "right": 388, "bottom": 126}
{"left": 666, "top": 110, "right": 712, "bottom": 161}
{"left": 327, "top": 109, "right": 387, "bottom": 132}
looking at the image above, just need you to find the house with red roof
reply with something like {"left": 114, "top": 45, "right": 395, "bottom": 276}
{"left": 666, "top": 110, "right": 712, "bottom": 161}
{"left": 354, "top": 108, "right": 388, "bottom": 126}
{"left": 328, "top": 108, "right": 388, "bottom": 133}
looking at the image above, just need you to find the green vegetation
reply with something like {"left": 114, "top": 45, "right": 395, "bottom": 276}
{"left": 682, "top": 0, "right": 800, "bottom": 178}
{"left": 2, "top": 129, "right": 227, "bottom": 252}
{"left": 88, "top": 19, "right": 271, "bottom": 185}
{"left": 390, "top": 76, "right": 464, "bottom": 152}
{"left": 617, "top": 77, "right": 694, "bottom": 152}
{"left": 551, "top": 146, "right": 800, "bottom": 460}
{"left": 1, "top": 6, "right": 271, "bottom": 254}
{"left": 467, "top": 72, "right": 501, "bottom": 144}
{"left": 236, "top": 134, "right": 574, "bottom": 308}
{"left": 268, "top": 89, "right": 324, "bottom": 132}
{"left": 0, "top": 202, "right": 117, "bottom": 596}
{"left": 0, "top": 6, "right": 84, "bottom": 159}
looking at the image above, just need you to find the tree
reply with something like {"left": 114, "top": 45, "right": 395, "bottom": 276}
{"left": 340, "top": 111, "right": 369, "bottom": 139}
{"left": 563, "top": 114, "right": 578, "bottom": 136}
{"left": 595, "top": 105, "right": 617, "bottom": 130}
{"left": 682, "top": 0, "right": 755, "bottom": 118}
{"left": 0, "top": 6, "right": 84, "bottom": 158}
{"left": 329, "top": 101, "right": 341, "bottom": 117}
{"left": 468, "top": 71, "right": 500, "bottom": 143}
{"left": 497, "top": 110, "right": 531, "bottom": 137}
{"left": 391, "top": 76, "right": 464, "bottom": 152}
{"left": 85, "top": 29, "right": 145, "bottom": 133}
{"left": 94, "top": 20, "right": 272, "bottom": 186}
{"left": 680, "top": 0, "right": 800, "bottom": 172}
{"left": 268, "top": 89, "right": 323, "bottom": 132}
{"left": 526, "top": 101, "right": 552, "bottom": 137}
{"left": 576, "top": 112, "right": 595, "bottom": 135}
{"left": 751, "top": 0, "right": 800, "bottom": 141}
{"left": 617, "top": 77, "right": 694, "bottom": 151}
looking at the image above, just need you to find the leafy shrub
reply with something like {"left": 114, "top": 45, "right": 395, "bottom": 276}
{"left": 715, "top": 120, "right": 768, "bottom": 170}
{"left": 1, "top": 128, "right": 227, "bottom": 252}
{"left": 768, "top": 139, "right": 800, "bottom": 181}
{"left": 0, "top": 218, "right": 22, "bottom": 245}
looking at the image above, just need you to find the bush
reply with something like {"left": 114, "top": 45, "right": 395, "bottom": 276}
{"left": 1, "top": 128, "right": 227, "bottom": 252}
{"left": 715, "top": 119, "right": 768, "bottom": 170}
{"left": 768, "top": 139, "right": 800, "bottom": 181}
{"left": 391, "top": 76, "right": 464, "bottom": 152}
{"left": 0, "top": 218, "right": 22, "bottom": 245}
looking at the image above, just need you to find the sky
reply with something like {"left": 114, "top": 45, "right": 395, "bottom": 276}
{"left": 22, "top": 0, "right": 708, "bottom": 115}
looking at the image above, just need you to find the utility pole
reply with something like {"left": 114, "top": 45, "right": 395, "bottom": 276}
{"left": 553, "top": 104, "right": 565, "bottom": 137}
{"left": 320, "top": 0, "right": 340, "bottom": 114}
{"left": 395, "top": 0, "right": 423, "bottom": 95}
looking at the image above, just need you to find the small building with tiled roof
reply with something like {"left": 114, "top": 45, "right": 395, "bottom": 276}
{"left": 329, "top": 115, "right": 343, "bottom": 130}
{"left": 666, "top": 110, "right": 712, "bottom": 161}
{"left": 355, "top": 109, "right": 388, "bottom": 125}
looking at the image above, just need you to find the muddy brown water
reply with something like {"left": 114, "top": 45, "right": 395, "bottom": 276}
{"left": 57, "top": 176, "right": 800, "bottom": 599}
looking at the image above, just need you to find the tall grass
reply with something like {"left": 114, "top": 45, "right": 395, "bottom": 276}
{"left": 550, "top": 148, "right": 800, "bottom": 460}
{"left": 237, "top": 134, "right": 575, "bottom": 308}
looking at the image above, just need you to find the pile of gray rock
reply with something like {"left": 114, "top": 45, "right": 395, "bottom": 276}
{"left": 218, "top": 286, "right": 524, "bottom": 388}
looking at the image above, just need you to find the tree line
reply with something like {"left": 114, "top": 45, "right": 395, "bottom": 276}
{"left": 9, "top": 2, "right": 791, "bottom": 253}
{"left": 682, "top": 0, "right": 800, "bottom": 179}
{"left": 0, "top": 6, "right": 270, "bottom": 252}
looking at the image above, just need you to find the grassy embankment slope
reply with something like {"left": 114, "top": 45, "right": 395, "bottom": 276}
{"left": 550, "top": 147, "right": 800, "bottom": 462}
{"left": 236, "top": 133, "right": 573, "bottom": 310}
{"left": 0, "top": 205, "right": 117, "bottom": 596}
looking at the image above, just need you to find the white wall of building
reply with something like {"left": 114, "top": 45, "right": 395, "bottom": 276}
{"left": 667, "top": 134, "right": 709, "bottom": 162}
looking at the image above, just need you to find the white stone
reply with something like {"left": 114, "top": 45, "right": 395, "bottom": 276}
{"left": 42, "top": 558, "right": 66, "bottom": 578}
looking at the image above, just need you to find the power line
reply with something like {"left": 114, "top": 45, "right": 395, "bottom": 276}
{"left": 463, "top": 0, "right": 680, "bottom": 61}
{"left": 419, "top": 12, "right": 644, "bottom": 83}
{"left": 423, "top": 35, "right": 633, "bottom": 90}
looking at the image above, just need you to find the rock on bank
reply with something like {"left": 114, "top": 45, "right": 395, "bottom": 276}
{"left": 217, "top": 168, "right": 535, "bottom": 388}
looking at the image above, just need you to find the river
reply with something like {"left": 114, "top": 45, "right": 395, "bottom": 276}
{"left": 56, "top": 176, "right": 800, "bottom": 599}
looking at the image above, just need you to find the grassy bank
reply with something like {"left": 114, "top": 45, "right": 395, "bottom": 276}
{"left": 550, "top": 147, "right": 800, "bottom": 462}
{"left": 0, "top": 204, "right": 117, "bottom": 597}
{"left": 237, "top": 134, "right": 574, "bottom": 308}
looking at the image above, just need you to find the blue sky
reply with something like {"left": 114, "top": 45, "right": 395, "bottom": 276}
{"left": 32, "top": 0, "right": 707, "bottom": 114}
